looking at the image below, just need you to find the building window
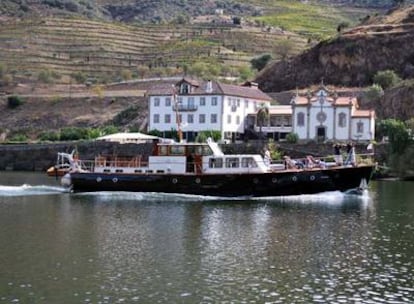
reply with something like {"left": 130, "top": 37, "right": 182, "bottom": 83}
{"left": 154, "top": 98, "right": 160, "bottom": 107}
{"left": 200, "top": 97, "right": 206, "bottom": 106}
{"left": 188, "top": 97, "right": 195, "bottom": 107}
{"left": 245, "top": 99, "right": 249, "bottom": 108}
{"left": 180, "top": 84, "right": 190, "bottom": 94}
{"left": 199, "top": 114, "right": 205, "bottom": 123}
{"left": 297, "top": 112, "right": 305, "bottom": 126}
{"left": 212, "top": 97, "right": 218, "bottom": 106}
{"left": 227, "top": 115, "right": 232, "bottom": 124}
{"left": 338, "top": 112, "right": 347, "bottom": 127}
{"left": 165, "top": 97, "right": 171, "bottom": 107}
{"left": 236, "top": 115, "right": 240, "bottom": 124}
{"left": 153, "top": 114, "right": 160, "bottom": 123}
{"left": 188, "top": 114, "right": 194, "bottom": 124}
{"left": 211, "top": 114, "right": 217, "bottom": 123}
{"left": 357, "top": 121, "right": 364, "bottom": 133}
{"left": 165, "top": 114, "right": 171, "bottom": 123}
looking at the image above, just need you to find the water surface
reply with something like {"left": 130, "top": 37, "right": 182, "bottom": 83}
{"left": 0, "top": 172, "right": 413, "bottom": 303}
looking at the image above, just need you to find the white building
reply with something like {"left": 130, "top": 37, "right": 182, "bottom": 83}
{"left": 291, "top": 88, "right": 375, "bottom": 142}
{"left": 148, "top": 79, "right": 375, "bottom": 143}
{"left": 147, "top": 78, "right": 273, "bottom": 142}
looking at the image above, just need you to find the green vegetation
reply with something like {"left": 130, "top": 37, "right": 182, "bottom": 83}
{"left": 364, "top": 84, "right": 384, "bottom": 103}
{"left": 195, "top": 130, "right": 221, "bottom": 143}
{"left": 7, "top": 95, "right": 24, "bottom": 109}
{"left": 251, "top": 1, "right": 362, "bottom": 40}
{"left": 37, "top": 125, "right": 119, "bottom": 142}
{"left": 373, "top": 70, "right": 401, "bottom": 89}
{"left": 376, "top": 118, "right": 414, "bottom": 179}
{"left": 286, "top": 132, "right": 299, "bottom": 143}
{"left": 251, "top": 54, "right": 272, "bottom": 72}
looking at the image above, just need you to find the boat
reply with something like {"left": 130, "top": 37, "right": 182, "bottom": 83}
{"left": 46, "top": 151, "right": 77, "bottom": 177}
{"left": 59, "top": 138, "right": 375, "bottom": 197}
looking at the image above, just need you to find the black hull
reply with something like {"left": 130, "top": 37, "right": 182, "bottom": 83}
{"left": 69, "top": 165, "right": 374, "bottom": 197}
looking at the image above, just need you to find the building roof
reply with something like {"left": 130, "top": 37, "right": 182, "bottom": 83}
{"left": 292, "top": 96, "right": 357, "bottom": 106}
{"left": 148, "top": 78, "right": 272, "bottom": 102}
{"left": 352, "top": 109, "right": 375, "bottom": 118}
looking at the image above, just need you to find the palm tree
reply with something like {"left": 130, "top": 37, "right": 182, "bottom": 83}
{"left": 257, "top": 104, "right": 269, "bottom": 139}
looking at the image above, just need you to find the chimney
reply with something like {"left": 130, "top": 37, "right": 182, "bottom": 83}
{"left": 206, "top": 80, "right": 213, "bottom": 93}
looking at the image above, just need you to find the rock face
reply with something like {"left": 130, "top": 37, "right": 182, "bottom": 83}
{"left": 380, "top": 81, "right": 414, "bottom": 120}
{"left": 255, "top": 6, "right": 414, "bottom": 92}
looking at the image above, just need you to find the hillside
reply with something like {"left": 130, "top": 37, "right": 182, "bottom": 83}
{"left": 0, "top": 17, "right": 310, "bottom": 85}
{"left": 255, "top": 5, "right": 414, "bottom": 92}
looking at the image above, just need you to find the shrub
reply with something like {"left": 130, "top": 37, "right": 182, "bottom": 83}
{"left": 364, "top": 84, "right": 384, "bottom": 103}
{"left": 195, "top": 130, "right": 221, "bottom": 143}
{"left": 7, "top": 95, "right": 24, "bottom": 109}
{"left": 39, "top": 131, "right": 60, "bottom": 141}
{"left": 100, "top": 125, "right": 119, "bottom": 136}
{"left": 9, "top": 133, "right": 28, "bottom": 142}
{"left": 59, "top": 127, "right": 88, "bottom": 141}
{"left": 286, "top": 133, "right": 299, "bottom": 143}
{"left": 71, "top": 71, "right": 87, "bottom": 84}
{"left": 251, "top": 54, "right": 272, "bottom": 71}
{"left": 373, "top": 70, "right": 401, "bottom": 90}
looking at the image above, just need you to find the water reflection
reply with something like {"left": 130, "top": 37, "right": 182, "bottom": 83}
{"left": 0, "top": 174, "right": 413, "bottom": 303}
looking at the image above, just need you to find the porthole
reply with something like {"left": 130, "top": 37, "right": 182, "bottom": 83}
{"left": 172, "top": 178, "right": 178, "bottom": 184}
{"left": 272, "top": 178, "right": 277, "bottom": 183}
{"left": 292, "top": 176, "right": 297, "bottom": 182}
{"left": 195, "top": 178, "right": 201, "bottom": 184}
{"left": 253, "top": 178, "right": 259, "bottom": 184}
{"left": 112, "top": 177, "right": 118, "bottom": 183}
{"left": 310, "top": 175, "right": 315, "bottom": 181}
{"left": 96, "top": 177, "right": 102, "bottom": 183}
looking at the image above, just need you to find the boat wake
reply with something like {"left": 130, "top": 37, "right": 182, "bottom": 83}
{"left": 0, "top": 184, "right": 69, "bottom": 197}
{"left": 74, "top": 189, "right": 372, "bottom": 207}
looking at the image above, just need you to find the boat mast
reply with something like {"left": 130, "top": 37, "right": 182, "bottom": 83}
{"left": 173, "top": 85, "right": 183, "bottom": 142}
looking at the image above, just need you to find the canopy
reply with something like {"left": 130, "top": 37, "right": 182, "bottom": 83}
{"left": 96, "top": 132, "right": 159, "bottom": 144}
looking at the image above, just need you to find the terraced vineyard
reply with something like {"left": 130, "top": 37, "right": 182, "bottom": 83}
{"left": 0, "top": 17, "right": 307, "bottom": 84}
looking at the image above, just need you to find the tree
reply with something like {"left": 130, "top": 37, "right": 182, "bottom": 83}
{"left": 250, "top": 54, "right": 272, "bottom": 71}
{"left": 377, "top": 119, "right": 410, "bottom": 153}
{"left": 373, "top": 70, "right": 401, "bottom": 90}
{"left": 257, "top": 104, "right": 269, "bottom": 139}
{"left": 364, "top": 84, "right": 384, "bottom": 103}
{"left": 7, "top": 95, "right": 24, "bottom": 109}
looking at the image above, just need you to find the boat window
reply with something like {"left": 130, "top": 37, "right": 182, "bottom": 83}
{"left": 159, "top": 146, "right": 168, "bottom": 156}
{"left": 104, "top": 169, "right": 111, "bottom": 173}
{"left": 170, "top": 146, "right": 185, "bottom": 155}
{"left": 135, "top": 169, "right": 142, "bottom": 173}
{"left": 115, "top": 169, "right": 123, "bottom": 173}
{"left": 209, "top": 158, "right": 223, "bottom": 168}
{"left": 202, "top": 146, "right": 213, "bottom": 156}
{"left": 241, "top": 157, "right": 257, "bottom": 168}
{"left": 225, "top": 157, "right": 239, "bottom": 168}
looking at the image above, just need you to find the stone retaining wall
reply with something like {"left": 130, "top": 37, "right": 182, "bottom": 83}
{"left": 0, "top": 141, "right": 153, "bottom": 172}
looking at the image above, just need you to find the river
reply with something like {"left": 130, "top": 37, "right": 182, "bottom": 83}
{"left": 0, "top": 172, "right": 413, "bottom": 303}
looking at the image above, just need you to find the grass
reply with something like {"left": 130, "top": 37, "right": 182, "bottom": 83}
{"left": 248, "top": 0, "right": 371, "bottom": 40}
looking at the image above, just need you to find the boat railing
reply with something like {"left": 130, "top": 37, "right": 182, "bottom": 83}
{"left": 268, "top": 153, "right": 374, "bottom": 171}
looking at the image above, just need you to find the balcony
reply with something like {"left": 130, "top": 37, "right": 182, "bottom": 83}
{"left": 254, "top": 125, "right": 292, "bottom": 133}
{"left": 172, "top": 104, "right": 198, "bottom": 112}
